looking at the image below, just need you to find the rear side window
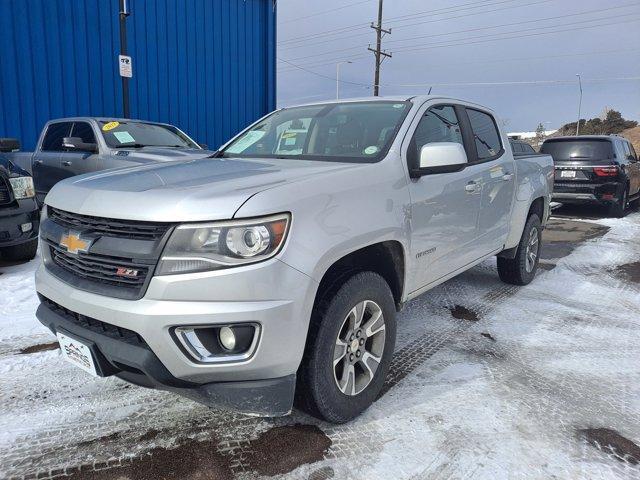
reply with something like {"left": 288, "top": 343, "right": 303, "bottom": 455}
{"left": 522, "top": 143, "right": 536, "bottom": 154}
{"left": 541, "top": 139, "right": 614, "bottom": 161}
{"left": 42, "top": 122, "right": 73, "bottom": 151}
{"left": 466, "top": 109, "right": 502, "bottom": 160}
{"left": 70, "top": 122, "right": 96, "bottom": 144}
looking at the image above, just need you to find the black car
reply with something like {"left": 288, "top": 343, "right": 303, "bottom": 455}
{"left": 0, "top": 139, "right": 40, "bottom": 261}
{"left": 541, "top": 135, "right": 640, "bottom": 217}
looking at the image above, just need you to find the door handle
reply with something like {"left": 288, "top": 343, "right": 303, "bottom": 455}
{"left": 34, "top": 159, "right": 43, "bottom": 165}
{"left": 502, "top": 173, "right": 514, "bottom": 181}
{"left": 62, "top": 161, "right": 72, "bottom": 167}
{"left": 465, "top": 181, "right": 479, "bottom": 193}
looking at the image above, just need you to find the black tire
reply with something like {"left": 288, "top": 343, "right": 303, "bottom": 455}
{"left": 297, "top": 271, "right": 396, "bottom": 423}
{"left": 609, "top": 185, "right": 629, "bottom": 218}
{"left": 1, "top": 238, "right": 38, "bottom": 262}
{"left": 497, "top": 214, "right": 541, "bottom": 286}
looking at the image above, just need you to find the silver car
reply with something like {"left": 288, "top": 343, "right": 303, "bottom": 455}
{"left": 35, "top": 96, "right": 554, "bottom": 423}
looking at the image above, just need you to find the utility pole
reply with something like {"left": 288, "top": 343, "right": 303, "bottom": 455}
{"left": 575, "top": 73, "right": 583, "bottom": 136}
{"left": 368, "top": 0, "right": 391, "bottom": 96}
{"left": 119, "top": 0, "right": 131, "bottom": 118}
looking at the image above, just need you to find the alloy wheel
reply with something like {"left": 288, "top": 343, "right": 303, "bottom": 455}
{"left": 333, "top": 300, "right": 386, "bottom": 396}
{"left": 525, "top": 227, "right": 539, "bottom": 273}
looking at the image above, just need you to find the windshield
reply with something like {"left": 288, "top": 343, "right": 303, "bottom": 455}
{"left": 221, "top": 101, "right": 412, "bottom": 162}
{"left": 99, "top": 121, "right": 199, "bottom": 149}
{"left": 541, "top": 139, "right": 614, "bottom": 161}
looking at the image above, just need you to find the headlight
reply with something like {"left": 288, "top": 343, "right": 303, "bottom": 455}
{"left": 157, "top": 213, "right": 290, "bottom": 275}
{"left": 9, "top": 177, "right": 35, "bottom": 200}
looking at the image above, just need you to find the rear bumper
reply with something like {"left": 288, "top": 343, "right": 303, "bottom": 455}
{"left": 0, "top": 198, "right": 40, "bottom": 247}
{"left": 552, "top": 181, "right": 623, "bottom": 204}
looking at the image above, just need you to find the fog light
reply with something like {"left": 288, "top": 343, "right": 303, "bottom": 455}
{"left": 219, "top": 326, "right": 236, "bottom": 351}
{"left": 174, "top": 324, "right": 260, "bottom": 363}
{"left": 20, "top": 222, "right": 32, "bottom": 233}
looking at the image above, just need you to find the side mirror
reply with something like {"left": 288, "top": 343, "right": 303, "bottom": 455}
{"left": 198, "top": 142, "right": 209, "bottom": 150}
{"left": 62, "top": 137, "right": 97, "bottom": 153}
{"left": 413, "top": 142, "right": 468, "bottom": 177}
{"left": 0, "top": 138, "right": 20, "bottom": 152}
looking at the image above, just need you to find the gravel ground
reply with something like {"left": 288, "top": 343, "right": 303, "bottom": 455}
{"left": 1, "top": 207, "right": 639, "bottom": 480}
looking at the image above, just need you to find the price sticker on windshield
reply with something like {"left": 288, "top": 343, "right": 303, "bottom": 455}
{"left": 102, "top": 121, "right": 120, "bottom": 131}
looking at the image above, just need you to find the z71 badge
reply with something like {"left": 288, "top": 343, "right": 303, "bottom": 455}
{"left": 116, "top": 267, "right": 139, "bottom": 278}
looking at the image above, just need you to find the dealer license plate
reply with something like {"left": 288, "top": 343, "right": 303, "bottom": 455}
{"left": 56, "top": 332, "right": 98, "bottom": 377}
{"left": 560, "top": 170, "right": 576, "bottom": 178}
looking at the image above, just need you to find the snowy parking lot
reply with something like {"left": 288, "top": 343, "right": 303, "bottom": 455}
{"left": 1, "top": 208, "right": 639, "bottom": 480}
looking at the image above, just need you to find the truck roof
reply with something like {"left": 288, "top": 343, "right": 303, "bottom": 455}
{"left": 290, "top": 95, "right": 495, "bottom": 112}
{"left": 44, "top": 117, "right": 173, "bottom": 127}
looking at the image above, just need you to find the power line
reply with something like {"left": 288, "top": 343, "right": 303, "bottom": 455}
{"left": 392, "top": 15, "right": 640, "bottom": 55}
{"left": 278, "top": 48, "right": 639, "bottom": 74}
{"left": 278, "top": 55, "right": 640, "bottom": 91}
{"left": 384, "top": 2, "right": 640, "bottom": 47}
{"left": 279, "top": 5, "right": 639, "bottom": 64}
{"left": 278, "top": 0, "right": 552, "bottom": 46}
{"left": 280, "top": 0, "right": 374, "bottom": 24}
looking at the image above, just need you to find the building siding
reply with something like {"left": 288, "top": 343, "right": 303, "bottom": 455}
{"left": 0, "top": 0, "right": 276, "bottom": 150}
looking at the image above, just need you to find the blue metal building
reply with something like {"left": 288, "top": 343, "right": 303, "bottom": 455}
{"left": 0, "top": 0, "right": 276, "bottom": 150}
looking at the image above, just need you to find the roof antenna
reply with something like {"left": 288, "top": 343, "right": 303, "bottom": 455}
{"left": 428, "top": 86, "right": 433, "bottom": 94}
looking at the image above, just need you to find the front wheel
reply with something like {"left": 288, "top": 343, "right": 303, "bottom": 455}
{"left": 497, "top": 214, "right": 541, "bottom": 285}
{"left": 297, "top": 271, "right": 396, "bottom": 423}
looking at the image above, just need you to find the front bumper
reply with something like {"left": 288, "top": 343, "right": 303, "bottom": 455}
{"left": 35, "top": 257, "right": 318, "bottom": 415}
{"left": 0, "top": 198, "right": 39, "bottom": 246}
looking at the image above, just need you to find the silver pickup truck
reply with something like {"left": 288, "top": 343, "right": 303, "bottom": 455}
{"left": 4, "top": 118, "right": 210, "bottom": 205}
{"left": 35, "top": 96, "right": 554, "bottom": 423}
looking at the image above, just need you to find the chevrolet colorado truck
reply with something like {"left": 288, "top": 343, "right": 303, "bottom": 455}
{"left": 5, "top": 117, "right": 210, "bottom": 205}
{"left": 35, "top": 96, "right": 554, "bottom": 423}
{"left": 0, "top": 141, "right": 39, "bottom": 261}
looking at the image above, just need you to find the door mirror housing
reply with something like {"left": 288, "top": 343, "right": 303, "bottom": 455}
{"left": 412, "top": 142, "right": 468, "bottom": 177}
{"left": 0, "top": 138, "right": 20, "bottom": 152}
{"left": 62, "top": 137, "right": 97, "bottom": 153}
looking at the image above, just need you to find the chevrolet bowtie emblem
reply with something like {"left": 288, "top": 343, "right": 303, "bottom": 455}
{"left": 60, "top": 232, "right": 91, "bottom": 255}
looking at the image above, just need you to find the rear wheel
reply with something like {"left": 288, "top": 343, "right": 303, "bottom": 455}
{"left": 609, "top": 185, "right": 629, "bottom": 218}
{"left": 297, "top": 271, "right": 396, "bottom": 423}
{"left": 497, "top": 214, "right": 541, "bottom": 285}
{"left": 1, "top": 238, "right": 38, "bottom": 262}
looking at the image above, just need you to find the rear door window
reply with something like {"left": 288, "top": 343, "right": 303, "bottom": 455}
{"left": 41, "top": 122, "right": 73, "bottom": 151}
{"left": 466, "top": 109, "right": 502, "bottom": 161}
{"left": 541, "top": 140, "right": 614, "bottom": 161}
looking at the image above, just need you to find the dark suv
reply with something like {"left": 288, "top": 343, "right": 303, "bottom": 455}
{"left": 541, "top": 135, "right": 640, "bottom": 217}
{"left": 0, "top": 139, "right": 40, "bottom": 261}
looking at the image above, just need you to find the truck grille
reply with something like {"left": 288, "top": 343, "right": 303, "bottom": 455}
{"left": 48, "top": 206, "right": 170, "bottom": 240}
{"left": 44, "top": 207, "right": 173, "bottom": 299}
{"left": 0, "top": 177, "right": 11, "bottom": 205}
{"left": 49, "top": 243, "right": 150, "bottom": 290}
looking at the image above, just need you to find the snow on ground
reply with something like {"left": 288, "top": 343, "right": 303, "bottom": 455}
{"left": 1, "top": 210, "right": 639, "bottom": 480}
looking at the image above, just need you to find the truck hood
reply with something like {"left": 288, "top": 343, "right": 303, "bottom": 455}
{"left": 45, "top": 157, "right": 365, "bottom": 222}
{"left": 108, "top": 147, "right": 212, "bottom": 164}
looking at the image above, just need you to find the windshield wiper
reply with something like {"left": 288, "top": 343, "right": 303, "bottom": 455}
{"left": 113, "top": 143, "right": 148, "bottom": 149}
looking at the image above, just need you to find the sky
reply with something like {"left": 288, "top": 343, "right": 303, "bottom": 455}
{"left": 276, "top": 0, "right": 640, "bottom": 132}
